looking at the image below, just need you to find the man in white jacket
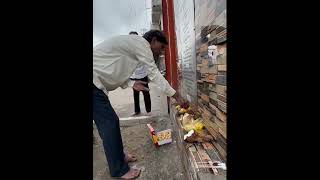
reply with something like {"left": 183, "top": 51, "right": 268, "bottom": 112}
{"left": 93, "top": 30, "right": 183, "bottom": 179}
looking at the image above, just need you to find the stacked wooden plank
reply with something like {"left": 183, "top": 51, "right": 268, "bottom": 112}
{"left": 196, "top": 23, "right": 227, "bottom": 161}
{"left": 170, "top": 105, "right": 226, "bottom": 179}
{"left": 171, "top": 0, "right": 227, "bottom": 178}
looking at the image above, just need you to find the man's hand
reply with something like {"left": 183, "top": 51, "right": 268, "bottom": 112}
{"left": 133, "top": 81, "right": 150, "bottom": 91}
{"left": 172, "top": 91, "right": 185, "bottom": 105}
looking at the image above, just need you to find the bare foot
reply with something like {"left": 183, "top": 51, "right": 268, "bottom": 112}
{"left": 120, "top": 167, "right": 141, "bottom": 179}
{"left": 125, "top": 154, "right": 137, "bottom": 163}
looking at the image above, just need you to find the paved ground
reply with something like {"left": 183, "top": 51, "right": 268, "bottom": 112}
{"left": 108, "top": 83, "right": 168, "bottom": 118}
{"left": 93, "top": 83, "right": 187, "bottom": 180}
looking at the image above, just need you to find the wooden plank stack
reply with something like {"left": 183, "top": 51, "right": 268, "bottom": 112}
{"left": 196, "top": 22, "right": 227, "bottom": 161}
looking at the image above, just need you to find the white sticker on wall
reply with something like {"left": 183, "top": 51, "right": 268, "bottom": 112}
{"left": 187, "top": 94, "right": 191, "bottom": 102}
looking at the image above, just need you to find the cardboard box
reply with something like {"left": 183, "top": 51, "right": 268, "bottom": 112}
{"left": 157, "top": 129, "right": 172, "bottom": 145}
{"left": 147, "top": 124, "right": 172, "bottom": 146}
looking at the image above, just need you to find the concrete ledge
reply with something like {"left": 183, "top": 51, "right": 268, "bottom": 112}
{"left": 119, "top": 115, "right": 158, "bottom": 127}
{"left": 94, "top": 115, "right": 166, "bottom": 127}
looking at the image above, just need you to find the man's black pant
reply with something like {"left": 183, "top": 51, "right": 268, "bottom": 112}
{"left": 131, "top": 76, "right": 151, "bottom": 113}
{"left": 93, "top": 85, "right": 129, "bottom": 177}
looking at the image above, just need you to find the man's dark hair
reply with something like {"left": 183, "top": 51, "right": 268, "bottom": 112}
{"left": 143, "top": 30, "right": 168, "bottom": 45}
{"left": 129, "top": 31, "right": 138, "bottom": 35}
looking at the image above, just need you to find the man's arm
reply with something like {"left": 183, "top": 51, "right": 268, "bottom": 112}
{"left": 125, "top": 37, "right": 184, "bottom": 104}
{"left": 131, "top": 40, "right": 175, "bottom": 96}
{"left": 120, "top": 79, "right": 150, "bottom": 92}
{"left": 119, "top": 79, "right": 134, "bottom": 89}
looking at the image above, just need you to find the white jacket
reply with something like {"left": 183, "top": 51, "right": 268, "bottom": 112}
{"left": 93, "top": 35, "right": 176, "bottom": 96}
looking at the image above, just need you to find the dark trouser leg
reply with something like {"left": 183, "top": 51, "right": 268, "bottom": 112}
{"left": 133, "top": 88, "right": 140, "bottom": 113}
{"left": 142, "top": 84, "right": 151, "bottom": 113}
{"left": 93, "top": 85, "right": 129, "bottom": 177}
{"left": 141, "top": 76, "right": 151, "bottom": 112}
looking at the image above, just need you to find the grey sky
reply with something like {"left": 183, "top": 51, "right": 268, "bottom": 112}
{"left": 93, "top": 0, "right": 152, "bottom": 46}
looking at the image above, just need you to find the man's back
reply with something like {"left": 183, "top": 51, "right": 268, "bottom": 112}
{"left": 93, "top": 35, "right": 153, "bottom": 92}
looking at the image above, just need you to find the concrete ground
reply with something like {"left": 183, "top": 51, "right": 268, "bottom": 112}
{"left": 108, "top": 83, "right": 168, "bottom": 118}
{"left": 93, "top": 83, "right": 187, "bottom": 180}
